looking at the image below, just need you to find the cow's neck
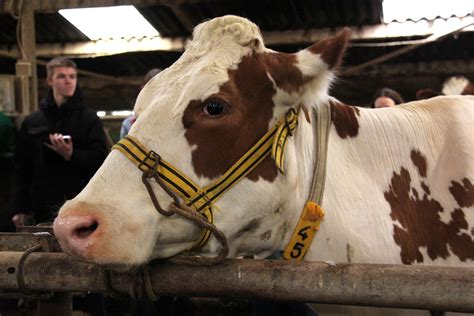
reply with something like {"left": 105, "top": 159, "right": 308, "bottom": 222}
{"left": 303, "top": 99, "right": 458, "bottom": 264}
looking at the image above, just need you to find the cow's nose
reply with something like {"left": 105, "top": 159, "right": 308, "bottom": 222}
{"left": 53, "top": 214, "right": 100, "bottom": 255}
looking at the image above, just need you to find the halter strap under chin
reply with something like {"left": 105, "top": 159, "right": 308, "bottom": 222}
{"left": 112, "top": 108, "right": 299, "bottom": 251}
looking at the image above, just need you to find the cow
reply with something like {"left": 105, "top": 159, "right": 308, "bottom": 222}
{"left": 417, "top": 76, "right": 474, "bottom": 100}
{"left": 53, "top": 16, "right": 474, "bottom": 315}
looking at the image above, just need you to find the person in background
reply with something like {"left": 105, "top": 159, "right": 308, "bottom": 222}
{"left": 371, "top": 87, "right": 405, "bottom": 108}
{"left": 11, "top": 57, "right": 108, "bottom": 227}
{"left": 120, "top": 68, "right": 162, "bottom": 139}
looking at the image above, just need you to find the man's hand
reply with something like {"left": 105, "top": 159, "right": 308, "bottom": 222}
{"left": 44, "top": 133, "right": 73, "bottom": 160}
{"left": 12, "top": 213, "right": 28, "bottom": 228}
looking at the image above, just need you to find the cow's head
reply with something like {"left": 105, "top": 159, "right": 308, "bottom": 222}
{"left": 54, "top": 15, "right": 349, "bottom": 268}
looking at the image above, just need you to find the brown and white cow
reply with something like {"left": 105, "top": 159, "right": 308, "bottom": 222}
{"left": 54, "top": 16, "right": 474, "bottom": 314}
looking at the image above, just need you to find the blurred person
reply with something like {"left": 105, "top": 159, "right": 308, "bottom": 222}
{"left": 120, "top": 68, "right": 162, "bottom": 139}
{"left": 371, "top": 87, "right": 405, "bottom": 108}
{"left": 11, "top": 57, "right": 108, "bottom": 227}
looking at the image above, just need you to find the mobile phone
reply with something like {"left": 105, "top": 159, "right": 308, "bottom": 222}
{"left": 62, "top": 135, "right": 71, "bottom": 140}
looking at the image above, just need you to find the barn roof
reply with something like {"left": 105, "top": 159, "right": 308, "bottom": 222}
{"left": 0, "top": 0, "right": 473, "bottom": 109}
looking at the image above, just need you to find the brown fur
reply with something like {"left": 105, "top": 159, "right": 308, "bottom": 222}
{"left": 384, "top": 150, "right": 474, "bottom": 264}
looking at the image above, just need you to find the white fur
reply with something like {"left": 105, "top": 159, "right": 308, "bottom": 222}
{"left": 442, "top": 76, "right": 469, "bottom": 95}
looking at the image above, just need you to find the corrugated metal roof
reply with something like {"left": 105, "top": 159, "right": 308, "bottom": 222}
{"left": 137, "top": 0, "right": 383, "bottom": 38}
{"left": 0, "top": 0, "right": 473, "bottom": 109}
{"left": 0, "top": 0, "right": 384, "bottom": 77}
{"left": 0, "top": 0, "right": 383, "bottom": 45}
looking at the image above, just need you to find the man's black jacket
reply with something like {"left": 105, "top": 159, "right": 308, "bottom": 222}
{"left": 12, "top": 87, "right": 108, "bottom": 223}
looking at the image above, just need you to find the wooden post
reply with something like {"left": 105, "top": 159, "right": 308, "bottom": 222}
{"left": 15, "top": 0, "right": 38, "bottom": 115}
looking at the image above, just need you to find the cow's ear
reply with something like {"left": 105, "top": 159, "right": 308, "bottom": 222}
{"left": 251, "top": 38, "right": 263, "bottom": 51}
{"left": 416, "top": 88, "right": 442, "bottom": 100}
{"left": 303, "top": 28, "right": 350, "bottom": 70}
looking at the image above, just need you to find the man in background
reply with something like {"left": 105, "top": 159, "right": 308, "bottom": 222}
{"left": 12, "top": 57, "right": 108, "bottom": 227}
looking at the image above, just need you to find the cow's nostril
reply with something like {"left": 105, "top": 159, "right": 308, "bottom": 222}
{"left": 73, "top": 221, "right": 98, "bottom": 239}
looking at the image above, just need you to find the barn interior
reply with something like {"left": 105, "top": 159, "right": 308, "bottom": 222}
{"left": 0, "top": 1, "right": 473, "bottom": 315}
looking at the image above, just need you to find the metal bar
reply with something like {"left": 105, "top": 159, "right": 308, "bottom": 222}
{"left": 0, "top": 252, "right": 473, "bottom": 312}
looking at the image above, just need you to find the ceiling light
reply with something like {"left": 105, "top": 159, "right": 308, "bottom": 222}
{"left": 59, "top": 5, "right": 159, "bottom": 40}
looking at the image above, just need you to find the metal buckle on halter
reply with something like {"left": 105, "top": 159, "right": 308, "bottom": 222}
{"left": 139, "top": 150, "right": 160, "bottom": 175}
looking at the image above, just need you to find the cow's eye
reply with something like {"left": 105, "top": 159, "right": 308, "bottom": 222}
{"left": 203, "top": 100, "right": 226, "bottom": 116}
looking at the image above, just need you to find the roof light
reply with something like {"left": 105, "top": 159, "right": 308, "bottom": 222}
{"left": 382, "top": 0, "right": 473, "bottom": 23}
{"left": 59, "top": 5, "right": 159, "bottom": 40}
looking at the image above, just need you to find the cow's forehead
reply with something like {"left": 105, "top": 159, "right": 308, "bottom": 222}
{"left": 135, "top": 17, "right": 264, "bottom": 119}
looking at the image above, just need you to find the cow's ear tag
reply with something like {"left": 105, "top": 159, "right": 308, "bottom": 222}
{"left": 283, "top": 201, "right": 324, "bottom": 261}
{"left": 302, "top": 201, "right": 324, "bottom": 221}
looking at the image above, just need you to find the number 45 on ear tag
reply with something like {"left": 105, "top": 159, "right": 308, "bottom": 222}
{"left": 283, "top": 201, "right": 324, "bottom": 261}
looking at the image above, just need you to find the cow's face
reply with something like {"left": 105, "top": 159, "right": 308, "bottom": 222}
{"left": 54, "top": 16, "right": 349, "bottom": 268}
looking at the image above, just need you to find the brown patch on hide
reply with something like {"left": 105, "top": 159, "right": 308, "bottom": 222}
{"left": 384, "top": 165, "right": 474, "bottom": 264}
{"left": 330, "top": 100, "right": 360, "bottom": 139}
{"left": 260, "top": 230, "right": 272, "bottom": 241}
{"left": 232, "top": 218, "right": 262, "bottom": 238}
{"left": 410, "top": 149, "right": 427, "bottom": 178}
{"left": 182, "top": 48, "right": 314, "bottom": 182}
{"left": 308, "top": 28, "right": 350, "bottom": 69}
{"left": 462, "top": 82, "right": 474, "bottom": 95}
{"left": 449, "top": 178, "right": 474, "bottom": 208}
{"left": 421, "top": 182, "right": 431, "bottom": 195}
{"left": 183, "top": 53, "right": 278, "bottom": 181}
{"left": 277, "top": 221, "right": 290, "bottom": 239}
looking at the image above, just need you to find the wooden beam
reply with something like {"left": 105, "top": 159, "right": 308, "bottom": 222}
{"left": 161, "top": 0, "right": 196, "bottom": 34}
{"left": 263, "top": 16, "right": 474, "bottom": 46}
{"left": 341, "top": 60, "right": 474, "bottom": 78}
{"left": 1, "top": 0, "right": 206, "bottom": 13}
{"left": 1, "top": 252, "right": 473, "bottom": 312}
{"left": 0, "top": 51, "right": 140, "bottom": 86}
{"left": 1, "top": 16, "right": 473, "bottom": 58}
{"left": 15, "top": 0, "right": 38, "bottom": 114}
{"left": 1, "top": 36, "right": 186, "bottom": 58}
{"left": 2, "top": 0, "right": 154, "bottom": 13}
{"left": 342, "top": 19, "right": 474, "bottom": 76}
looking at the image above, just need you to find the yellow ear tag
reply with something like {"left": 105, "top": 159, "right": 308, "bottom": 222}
{"left": 283, "top": 201, "right": 324, "bottom": 261}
